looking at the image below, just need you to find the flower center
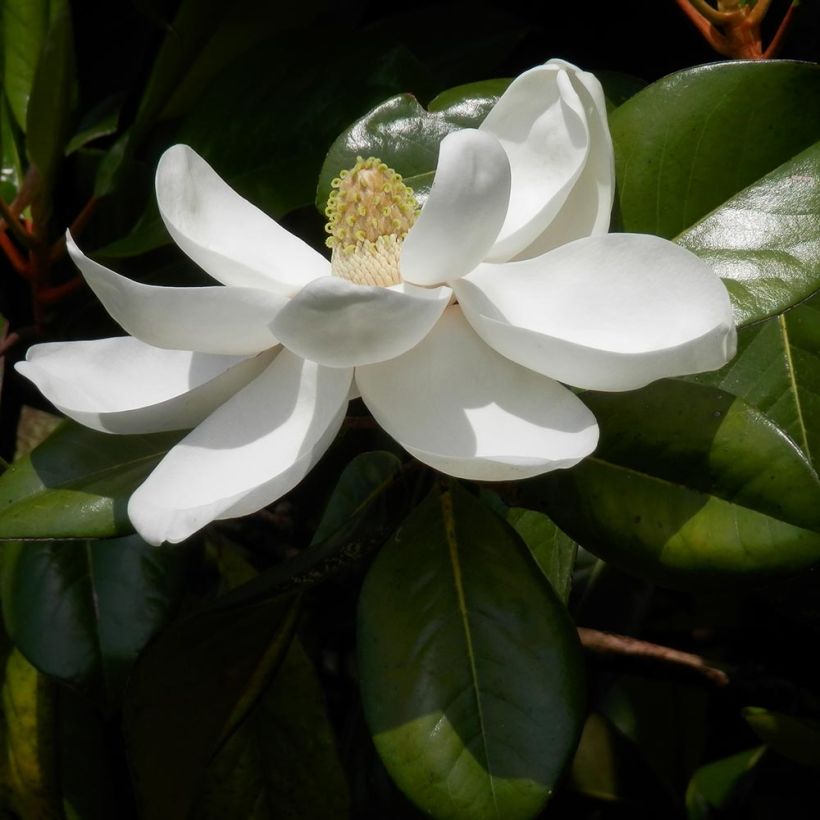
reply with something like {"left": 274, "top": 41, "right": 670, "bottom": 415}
{"left": 325, "top": 157, "right": 419, "bottom": 287}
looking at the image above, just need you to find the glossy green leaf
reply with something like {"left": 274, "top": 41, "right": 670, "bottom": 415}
{"left": 123, "top": 588, "right": 300, "bottom": 820}
{"left": 611, "top": 61, "right": 820, "bottom": 240}
{"left": 677, "top": 142, "right": 820, "bottom": 325}
{"left": 1, "top": 535, "right": 193, "bottom": 700}
{"left": 686, "top": 746, "right": 765, "bottom": 820}
{"left": 0, "top": 422, "right": 181, "bottom": 540}
{"left": 1, "top": 0, "right": 66, "bottom": 130}
{"left": 693, "top": 290, "right": 820, "bottom": 472}
{"left": 311, "top": 450, "right": 402, "bottom": 545}
{"left": 743, "top": 708, "right": 820, "bottom": 769}
{"left": 191, "top": 640, "right": 349, "bottom": 819}
{"left": 358, "top": 479, "right": 585, "bottom": 820}
{"left": 316, "top": 79, "right": 508, "bottom": 211}
{"left": 529, "top": 380, "right": 820, "bottom": 590}
{"left": 25, "top": 3, "right": 75, "bottom": 196}
{"left": 505, "top": 507, "right": 577, "bottom": 603}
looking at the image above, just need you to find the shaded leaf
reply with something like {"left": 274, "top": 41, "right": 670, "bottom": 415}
{"left": 0, "top": 422, "right": 181, "bottom": 540}
{"left": 527, "top": 380, "right": 820, "bottom": 590}
{"left": 1, "top": 535, "right": 194, "bottom": 702}
{"left": 358, "top": 479, "right": 585, "bottom": 820}
{"left": 123, "top": 589, "right": 300, "bottom": 820}
{"left": 506, "top": 507, "right": 577, "bottom": 603}
{"left": 192, "top": 640, "right": 349, "bottom": 820}
{"left": 677, "top": 142, "right": 820, "bottom": 325}
{"left": 65, "top": 93, "right": 122, "bottom": 155}
{"left": 686, "top": 746, "right": 765, "bottom": 820}
{"left": 25, "top": 2, "right": 75, "bottom": 201}
{"left": 1, "top": 0, "right": 67, "bottom": 130}
{"left": 311, "top": 451, "right": 402, "bottom": 545}
{"left": 743, "top": 707, "right": 820, "bottom": 769}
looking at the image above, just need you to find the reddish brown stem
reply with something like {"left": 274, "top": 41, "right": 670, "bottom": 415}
{"left": 38, "top": 276, "right": 84, "bottom": 304}
{"left": 0, "top": 197, "right": 35, "bottom": 249}
{"left": 0, "top": 230, "right": 31, "bottom": 277}
{"left": 763, "top": 1, "right": 797, "bottom": 58}
{"left": 578, "top": 627, "right": 731, "bottom": 687}
{"left": 49, "top": 197, "right": 99, "bottom": 263}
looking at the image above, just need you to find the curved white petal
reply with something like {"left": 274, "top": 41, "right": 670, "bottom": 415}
{"left": 356, "top": 306, "right": 598, "bottom": 480}
{"left": 156, "top": 144, "right": 329, "bottom": 295}
{"left": 128, "top": 350, "right": 352, "bottom": 545}
{"left": 401, "top": 129, "right": 511, "bottom": 286}
{"left": 455, "top": 233, "right": 737, "bottom": 392}
{"left": 16, "top": 337, "right": 275, "bottom": 433}
{"left": 515, "top": 62, "right": 614, "bottom": 258}
{"left": 480, "top": 65, "right": 590, "bottom": 262}
{"left": 271, "top": 277, "right": 451, "bottom": 367}
{"left": 67, "top": 235, "right": 284, "bottom": 354}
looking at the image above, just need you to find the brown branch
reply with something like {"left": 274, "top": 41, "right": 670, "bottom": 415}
{"left": 578, "top": 627, "right": 731, "bottom": 687}
{"left": 0, "top": 230, "right": 30, "bottom": 276}
{"left": 0, "top": 197, "right": 34, "bottom": 249}
{"left": 50, "top": 197, "right": 99, "bottom": 263}
{"left": 763, "top": 1, "right": 797, "bottom": 58}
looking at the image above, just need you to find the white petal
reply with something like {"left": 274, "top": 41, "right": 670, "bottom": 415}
{"left": 16, "top": 337, "right": 275, "bottom": 433}
{"left": 480, "top": 65, "right": 590, "bottom": 262}
{"left": 271, "top": 277, "right": 451, "bottom": 367}
{"left": 156, "top": 145, "right": 329, "bottom": 295}
{"left": 67, "top": 235, "right": 284, "bottom": 355}
{"left": 128, "top": 351, "right": 352, "bottom": 545}
{"left": 356, "top": 306, "right": 598, "bottom": 480}
{"left": 455, "top": 233, "right": 737, "bottom": 392}
{"left": 515, "top": 62, "right": 614, "bottom": 258}
{"left": 400, "top": 129, "right": 511, "bottom": 286}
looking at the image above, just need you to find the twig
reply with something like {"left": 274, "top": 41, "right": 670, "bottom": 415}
{"left": 578, "top": 627, "right": 731, "bottom": 687}
{"left": 0, "top": 196, "right": 35, "bottom": 248}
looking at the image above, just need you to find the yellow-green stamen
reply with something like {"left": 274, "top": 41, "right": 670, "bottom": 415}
{"left": 325, "top": 157, "right": 419, "bottom": 287}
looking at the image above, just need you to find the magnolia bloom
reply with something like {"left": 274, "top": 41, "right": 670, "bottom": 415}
{"left": 17, "top": 59, "right": 736, "bottom": 546}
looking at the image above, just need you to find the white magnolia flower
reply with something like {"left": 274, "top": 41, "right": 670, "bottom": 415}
{"left": 17, "top": 59, "right": 736, "bottom": 546}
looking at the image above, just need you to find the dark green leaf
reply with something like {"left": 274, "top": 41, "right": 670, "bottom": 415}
{"left": 123, "top": 589, "right": 300, "bottom": 820}
{"left": 192, "top": 640, "right": 349, "bottom": 819}
{"left": 611, "top": 61, "right": 820, "bottom": 240}
{"left": 686, "top": 746, "right": 765, "bottom": 819}
{"left": 311, "top": 451, "right": 402, "bottom": 545}
{"left": 506, "top": 507, "right": 577, "bottom": 603}
{"left": 1, "top": 96, "right": 24, "bottom": 201}
{"left": 1, "top": 0, "right": 67, "bottom": 130}
{"left": 0, "top": 421, "right": 181, "bottom": 540}
{"left": 743, "top": 708, "right": 820, "bottom": 769}
{"left": 358, "top": 479, "right": 585, "bottom": 820}
{"left": 677, "top": 142, "right": 820, "bottom": 325}
{"left": 24, "top": 3, "right": 76, "bottom": 201}
{"left": 596, "top": 70, "right": 647, "bottom": 110}
{"left": 528, "top": 379, "right": 820, "bottom": 590}
{"left": 316, "top": 79, "right": 508, "bottom": 211}
{"left": 65, "top": 93, "right": 122, "bottom": 155}
{"left": 693, "top": 289, "right": 820, "bottom": 472}
{"left": 1, "top": 535, "right": 193, "bottom": 701}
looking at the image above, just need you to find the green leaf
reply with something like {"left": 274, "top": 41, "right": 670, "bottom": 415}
{"left": 1, "top": 95, "right": 24, "bottom": 201}
{"left": 1, "top": 0, "right": 66, "bottom": 130}
{"left": 0, "top": 421, "right": 181, "bottom": 540}
{"left": 693, "top": 290, "right": 820, "bottom": 472}
{"left": 505, "top": 507, "right": 577, "bottom": 603}
{"left": 0, "top": 648, "right": 60, "bottom": 818}
{"left": 311, "top": 450, "right": 403, "bottom": 545}
{"left": 358, "top": 479, "right": 585, "bottom": 820}
{"left": 24, "top": 2, "right": 75, "bottom": 201}
{"left": 191, "top": 640, "right": 349, "bottom": 819}
{"left": 743, "top": 708, "right": 820, "bottom": 769}
{"left": 686, "top": 746, "right": 765, "bottom": 819}
{"left": 316, "top": 79, "right": 508, "bottom": 211}
{"left": 123, "top": 589, "right": 300, "bottom": 820}
{"left": 1, "top": 535, "right": 194, "bottom": 701}
{"left": 611, "top": 61, "right": 820, "bottom": 240}
{"left": 65, "top": 93, "right": 122, "bottom": 155}
{"left": 677, "top": 142, "right": 820, "bottom": 325}
{"left": 529, "top": 379, "right": 820, "bottom": 590}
